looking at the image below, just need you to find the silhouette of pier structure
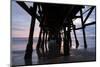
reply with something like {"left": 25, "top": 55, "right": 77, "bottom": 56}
{"left": 16, "top": 1, "right": 96, "bottom": 63}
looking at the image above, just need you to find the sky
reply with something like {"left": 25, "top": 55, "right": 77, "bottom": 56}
{"left": 11, "top": 1, "right": 96, "bottom": 38}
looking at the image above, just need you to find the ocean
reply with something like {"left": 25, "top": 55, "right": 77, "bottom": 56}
{"left": 11, "top": 36, "right": 96, "bottom": 66}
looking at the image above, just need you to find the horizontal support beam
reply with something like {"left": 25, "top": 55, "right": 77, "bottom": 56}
{"left": 84, "top": 21, "right": 96, "bottom": 26}
{"left": 75, "top": 21, "right": 95, "bottom": 30}
{"left": 72, "top": 16, "right": 81, "bottom": 19}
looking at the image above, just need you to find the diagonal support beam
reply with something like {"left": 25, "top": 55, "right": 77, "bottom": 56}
{"left": 83, "top": 6, "right": 95, "bottom": 24}
{"left": 16, "top": 1, "right": 32, "bottom": 15}
{"left": 73, "top": 7, "right": 95, "bottom": 22}
{"left": 16, "top": 1, "right": 42, "bottom": 23}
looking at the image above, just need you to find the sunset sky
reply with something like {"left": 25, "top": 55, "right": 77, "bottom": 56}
{"left": 12, "top": 1, "right": 96, "bottom": 38}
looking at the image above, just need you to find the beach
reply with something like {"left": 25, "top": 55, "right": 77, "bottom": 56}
{"left": 11, "top": 37, "right": 96, "bottom": 66}
{"left": 11, "top": 48, "right": 96, "bottom": 66}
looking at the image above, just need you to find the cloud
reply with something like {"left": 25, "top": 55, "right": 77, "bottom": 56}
{"left": 12, "top": 2, "right": 96, "bottom": 38}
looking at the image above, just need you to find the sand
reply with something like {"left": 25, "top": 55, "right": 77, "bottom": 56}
{"left": 11, "top": 48, "right": 96, "bottom": 66}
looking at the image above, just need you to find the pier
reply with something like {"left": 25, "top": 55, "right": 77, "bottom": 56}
{"left": 16, "top": 1, "right": 96, "bottom": 65}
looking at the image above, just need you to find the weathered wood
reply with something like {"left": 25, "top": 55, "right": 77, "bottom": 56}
{"left": 24, "top": 3, "right": 37, "bottom": 59}
{"left": 63, "top": 27, "right": 69, "bottom": 56}
{"left": 16, "top": 1, "right": 42, "bottom": 23}
{"left": 36, "top": 28, "right": 42, "bottom": 58}
{"left": 63, "top": 23, "right": 70, "bottom": 56}
{"left": 69, "top": 31, "right": 72, "bottom": 48}
{"left": 24, "top": 17, "right": 35, "bottom": 59}
{"left": 70, "top": 19, "right": 79, "bottom": 48}
{"left": 80, "top": 9, "right": 87, "bottom": 48}
{"left": 16, "top": 1, "right": 32, "bottom": 15}
{"left": 40, "top": 31, "right": 45, "bottom": 56}
{"left": 73, "top": 25, "right": 79, "bottom": 48}
{"left": 57, "top": 32, "right": 62, "bottom": 55}
{"left": 83, "top": 7, "right": 95, "bottom": 24}
{"left": 74, "top": 21, "right": 95, "bottom": 30}
{"left": 44, "top": 32, "right": 48, "bottom": 53}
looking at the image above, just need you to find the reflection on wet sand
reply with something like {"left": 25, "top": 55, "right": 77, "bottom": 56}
{"left": 24, "top": 48, "right": 96, "bottom": 65}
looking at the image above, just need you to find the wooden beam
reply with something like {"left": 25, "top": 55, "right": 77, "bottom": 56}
{"left": 80, "top": 9, "right": 87, "bottom": 48}
{"left": 72, "top": 16, "right": 81, "bottom": 19}
{"left": 44, "top": 32, "right": 48, "bottom": 53}
{"left": 73, "top": 7, "right": 95, "bottom": 22}
{"left": 71, "top": 21, "right": 79, "bottom": 48}
{"left": 24, "top": 3, "right": 37, "bottom": 59}
{"left": 82, "top": 7, "right": 91, "bottom": 14}
{"left": 16, "top": 1, "right": 32, "bottom": 15}
{"left": 36, "top": 28, "right": 43, "bottom": 59}
{"left": 83, "top": 6, "right": 95, "bottom": 24}
{"left": 16, "top": 1, "right": 42, "bottom": 23}
{"left": 75, "top": 21, "right": 95, "bottom": 30}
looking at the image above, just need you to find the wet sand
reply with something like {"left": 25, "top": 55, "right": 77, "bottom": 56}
{"left": 11, "top": 48, "right": 96, "bottom": 66}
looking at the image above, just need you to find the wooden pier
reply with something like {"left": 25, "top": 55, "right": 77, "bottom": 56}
{"left": 16, "top": 1, "right": 96, "bottom": 63}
